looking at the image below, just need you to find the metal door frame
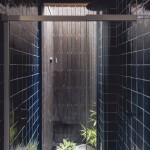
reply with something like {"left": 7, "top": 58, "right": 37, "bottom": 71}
{"left": 1, "top": 14, "right": 137, "bottom": 21}
{"left": 2, "top": 14, "right": 137, "bottom": 150}
{"left": 4, "top": 20, "right": 10, "bottom": 150}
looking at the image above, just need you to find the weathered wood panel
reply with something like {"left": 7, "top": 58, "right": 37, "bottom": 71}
{"left": 42, "top": 6, "right": 54, "bottom": 150}
{"left": 52, "top": 6, "right": 97, "bottom": 144}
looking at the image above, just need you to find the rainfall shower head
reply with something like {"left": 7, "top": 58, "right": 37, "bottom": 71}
{"left": 86, "top": 1, "right": 105, "bottom": 11}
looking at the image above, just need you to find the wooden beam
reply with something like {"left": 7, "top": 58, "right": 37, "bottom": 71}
{"left": 44, "top": 3, "right": 88, "bottom": 7}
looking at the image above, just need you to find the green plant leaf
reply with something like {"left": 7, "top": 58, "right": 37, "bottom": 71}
{"left": 80, "top": 109, "right": 97, "bottom": 149}
{"left": 56, "top": 139, "right": 76, "bottom": 150}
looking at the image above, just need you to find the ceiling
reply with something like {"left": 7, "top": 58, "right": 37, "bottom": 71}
{"left": 43, "top": 0, "right": 96, "bottom": 3}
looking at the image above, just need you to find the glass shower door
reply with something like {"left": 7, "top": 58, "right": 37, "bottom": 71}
{"left": 52, "top": 20, "right": 97, "bottom": 150}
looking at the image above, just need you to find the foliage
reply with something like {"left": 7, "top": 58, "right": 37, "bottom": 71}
{"left": 10, "top": 127, "right": 17, "bottom": 144}
{"left": 56, "top": 139, "right": 76, "bottom": 150}
{"left": 15, "top": 141, "right": 38, "bottom": 150}
{"left": 26, "top": 141, "right": 38, "bottom": 150}
{"left": 81, "top": 110, "right": 97, "bottom": 149}
{"left": 15, "top": 145, "right": 25, "bottom": 150}
{"left": 89, "top": 110, "right": 96, "bottom": 127}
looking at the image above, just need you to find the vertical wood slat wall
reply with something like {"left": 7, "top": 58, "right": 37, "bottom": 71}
{"left": 45, "top": 5, "right": 97, "bottom": 145}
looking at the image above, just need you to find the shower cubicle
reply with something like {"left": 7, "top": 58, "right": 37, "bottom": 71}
{"left": 42, "top": 5, "right": 97, "bottom": 149}
{"left": 0, "top": 3, "right": 137, "bottom": 150}
{"left": 4, "top": 5, "right": 98, "bottom": 150}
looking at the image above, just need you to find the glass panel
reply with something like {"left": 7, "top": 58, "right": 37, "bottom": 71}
{"left": 9, "top": 7, "right": 98, "bottom": 150}
{"left": 85, "top": 21, "right": 97, "bottom": 150}
{"left": 9, "top": 21, "right": 40, "bottom": 150}
{"left": 52, "top": 20, "right": 97, "bottom": 150}
{"left": 53, "top": 20, "right": 87, "bottom": 145}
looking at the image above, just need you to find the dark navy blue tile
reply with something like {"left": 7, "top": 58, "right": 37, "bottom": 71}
{"left": 144, "top": 81, "right": 150, "bottom": 97}
{"left": 144, "top": 66, "right": 150, "bottom": 80}
{"left": 144, "top": 142, "right": 150, "bottom": 150}
{"left": 144, "top": 127, "right": 150, "bottom": 145}
{"left": 144, "top": 96, "right": 150, "bottom": 113}
{"left": 144, "top": 49, "right": 150, "bottom": 64}
{"left": 144, "top": 111, "right": 150, "bottom": 129}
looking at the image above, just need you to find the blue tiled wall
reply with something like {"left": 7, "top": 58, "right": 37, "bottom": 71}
{"left": 97, "top": 1, "right": 150, "bottom": 150}
{"left": 117, "top": 0, "right": 150, "bottom": 150}
{"left": 97, "top": 1, "right": 118, "bottom": 149}
{"left": 97, "top": 21, "right": 118, "bottom": 150}
{"left": 0, "top": 1, "right": 41, "bottom": 149}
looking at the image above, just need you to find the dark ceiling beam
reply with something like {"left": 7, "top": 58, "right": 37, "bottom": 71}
{"left": 43, "top": 0, "right": 95, "bottom": 3}
{"left": 44, "top": 3, "right": 88, "bottom": 6}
